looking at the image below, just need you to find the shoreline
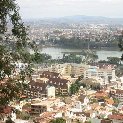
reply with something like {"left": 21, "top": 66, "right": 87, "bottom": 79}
{"left": 41, "top": 45, "right": 120, "bottom": 52}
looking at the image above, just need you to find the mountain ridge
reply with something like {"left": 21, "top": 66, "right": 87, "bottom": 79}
{"left": 24, "top": 15, "right": 123, "bottom": 25}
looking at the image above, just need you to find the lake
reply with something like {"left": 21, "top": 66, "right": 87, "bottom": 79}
{"left": 40, "top": 47, "right": 123, "bottom": 61}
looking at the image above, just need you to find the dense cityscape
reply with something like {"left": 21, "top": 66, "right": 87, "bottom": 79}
{"left": 1, "top": 0, "right": 123, "bottom": 123}
{"left": 28, "top": 22, "right": 123, "bottom": 50}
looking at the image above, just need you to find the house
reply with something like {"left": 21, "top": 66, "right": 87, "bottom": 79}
{"left": 30, "top": 98, "right": 60, "bottom": 116}
{"left": 24, "top": 72, "right": 71, "bottom": 99}
{"left": 47, "top": 78, "right": 70, "bottom": 95}
{"left": 24, "top": 81, "right": 47, "bottom": 99}
{"left": 0, "top": 106, "right": 13, "bottom": 121}
{"left": 78, "top": 95, "right": 89, "bottom": 106}
{"left": 24, "top": 81, "right": 56, "bottom": 99}
{"left": 110, "top": 89, "right": 123, "bottom": 102}
{"left": 108, "top": 114, "right": 123, "bottom": 123}
{"left": 84, "top": 65, "right": 116, "bottom": 86}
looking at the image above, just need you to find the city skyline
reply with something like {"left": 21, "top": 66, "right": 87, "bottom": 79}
{"left": 17, "top": 0, "right": 123, "bottom": 19}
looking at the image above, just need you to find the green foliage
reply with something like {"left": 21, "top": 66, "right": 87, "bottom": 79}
{"left": 107, "top": 57, "right": 121, "bottom": 65}
{"left": 62, "top": 53, "right": 82, "bottom": 63}
{"left": 118, "top": 32, "right": 123, "bottom": 60}
{"left": 0, "top": 0, "right": 36, "bottom": 105}
{"left": 16, "top": 111, "right": 30, "bottom": 120}
{"left": 31, "top": 53, "right": 51, "bottom": 64}
{"left": 70, "top": 80, "right": 81, "bottom": 95}
{"left": 49, "top": 118, "right": 66, "bottom": 123}
{"left": 113, "top": 98, "right": 120, "bottom": 107}
{"left": 51, "top": 36, "right": 117, "bottom": 50}
{"left": 5, "top": 117, "right": 15, "bottom": 123}
{"left": 115, "top": 65, "right": 123, "bottom": 77}
{"left": 81, "top": 50, "right": 98, "bottom": 63}
{"left": 80, "top": 79, "right": 101, "bottom": 90}
{"left": 85, "top": 121, "right": 91, "bottom": 123}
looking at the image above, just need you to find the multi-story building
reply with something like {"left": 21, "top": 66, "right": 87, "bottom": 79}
{"left": 24, "top": 71, "right": 71, "bottom": 99}
{"left": 24, "top": 81, "right": 48, "bottom": 99}
{"left": 40, "top": 71, "right": 61, "bottom": 79}
{"left": 84, "top": 66, "right": 116, "bottom": 85}
{"left": 50, "top": 63, "right": 89, "bottom": 76}
{"left": 30, "top": 98, "right": 60, "bottom": 116}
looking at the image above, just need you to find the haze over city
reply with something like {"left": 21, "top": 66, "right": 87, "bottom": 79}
{"left": 17, "top": 0, "right": 123, "bottom": 19}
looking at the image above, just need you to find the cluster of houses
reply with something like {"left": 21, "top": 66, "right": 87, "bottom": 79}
{"left": 1, "top": 63, "right": 123, "bottom": 123}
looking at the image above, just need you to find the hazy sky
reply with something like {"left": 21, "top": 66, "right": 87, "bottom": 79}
{"left": 17, "top": 0, "right": 123, "bottom": 19}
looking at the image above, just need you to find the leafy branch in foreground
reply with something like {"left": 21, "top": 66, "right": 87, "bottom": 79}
{"left": 0, "top": 0, "right": 36, "bottom": 105}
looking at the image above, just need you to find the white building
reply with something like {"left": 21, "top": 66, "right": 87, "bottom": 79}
{"left": 84, "top": 66, "right": 116, "bottom": 85}
{"left": 47, "top": 85, "right": 55, "bottom": 98}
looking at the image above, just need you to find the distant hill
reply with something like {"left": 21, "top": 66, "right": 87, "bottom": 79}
{"left": 25, "top": 15, "right": 123, "bottom": 25}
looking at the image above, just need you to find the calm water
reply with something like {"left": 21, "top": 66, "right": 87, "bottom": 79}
{"left": 41, "top": 47, "right": 123, "bottom": 60}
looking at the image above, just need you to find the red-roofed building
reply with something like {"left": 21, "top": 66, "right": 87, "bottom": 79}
{"left": 110, "top": 89, "right": 123, "bottom": 102}
{"left": 108, "top": 114, "right": 123, "bottom": 123}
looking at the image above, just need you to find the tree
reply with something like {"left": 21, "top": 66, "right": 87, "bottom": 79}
{"left": 0, "top": 0, "right": 36, "bottom": 106}
{"left": 5, "top": 117, "right": 15, "bottom": 123}
{"left": 62, "top": 53, "right": 82, "bottom": 63}
{"left": 81, "top": 50, "right": 98, "bottom": 64}
{"left": 118, "top": 31, "right": 123, "bottom": 61}
{"left": 70, "top": 80, "right": 81, "bottom": 95}
{"left": 107, "top": 57, "right": 121, "bottom": 65}
{"left": 49, "top": 118, "right": 66, "bottom": 123}
{"left": 31, "top": 53, "right": 51, "bottom": 64}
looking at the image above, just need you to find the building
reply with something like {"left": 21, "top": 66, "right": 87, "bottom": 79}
{"left": 40, "top": 63, "right": 116, "bottom": 86}
{"left": 110, "top": 89, "right": 123, "bottom": 102}
{"left": 30, "top": 98, "right": 60, "bottom": 116}
{"left": 24, "top": 81, "right": 47, "bottom": 99}
{"left": 40, "top": 71, "right": 61, "bottom": 79}
{"left": 50, "top": 63, "right": 89, "bottom": 76}
{"left": 24, "top": 71, "right": 71, "bottom": 99}
{"left": 108, "top": 114, "right": 123, "bottom": 123}
{"left": 40, "top": 71, "right": 71, "bottom": 95}
{"left": 84, "top": 66, "right": 116, "bottom": 85}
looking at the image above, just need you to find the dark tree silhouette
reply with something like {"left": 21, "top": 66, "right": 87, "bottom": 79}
{"left": 118, "top": 31, "right": 123, "bottom": 60}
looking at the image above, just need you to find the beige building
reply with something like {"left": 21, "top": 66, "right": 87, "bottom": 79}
{"left": 51, "top": 63, "right": 89, "bottom": 76}
{"left": 84, "top": 66, "right": 116, "bottom": 85}
{"left": 30, "top": 98, "right": 60, "bottom": 115}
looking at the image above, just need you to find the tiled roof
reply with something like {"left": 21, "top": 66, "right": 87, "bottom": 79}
{"left": 95, "top": 91, "right": 107, "bottom": 98}
{"left": 0, "top": 106, "right": 12, "bottom": 114}
{"left": 105, "top": 98, "right": 114, "bottom": 105}
{"left": 40, "top": 71, "right": 60, "bottom": 78}
{"left": 47, "top": 78, "right": 69, "bottom": 89}
{"left": 109, "top": 114, "right": 123, "bottom": 120}
{"left": 116, "top": 89, "right": 123, "bottom": 94}
{"left": 29, "top": 81, "right": 47, "bottom": 93}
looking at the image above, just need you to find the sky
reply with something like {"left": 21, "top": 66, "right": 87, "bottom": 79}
{"left": 17, "top": 0, "right": 123, "bottom": 19}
